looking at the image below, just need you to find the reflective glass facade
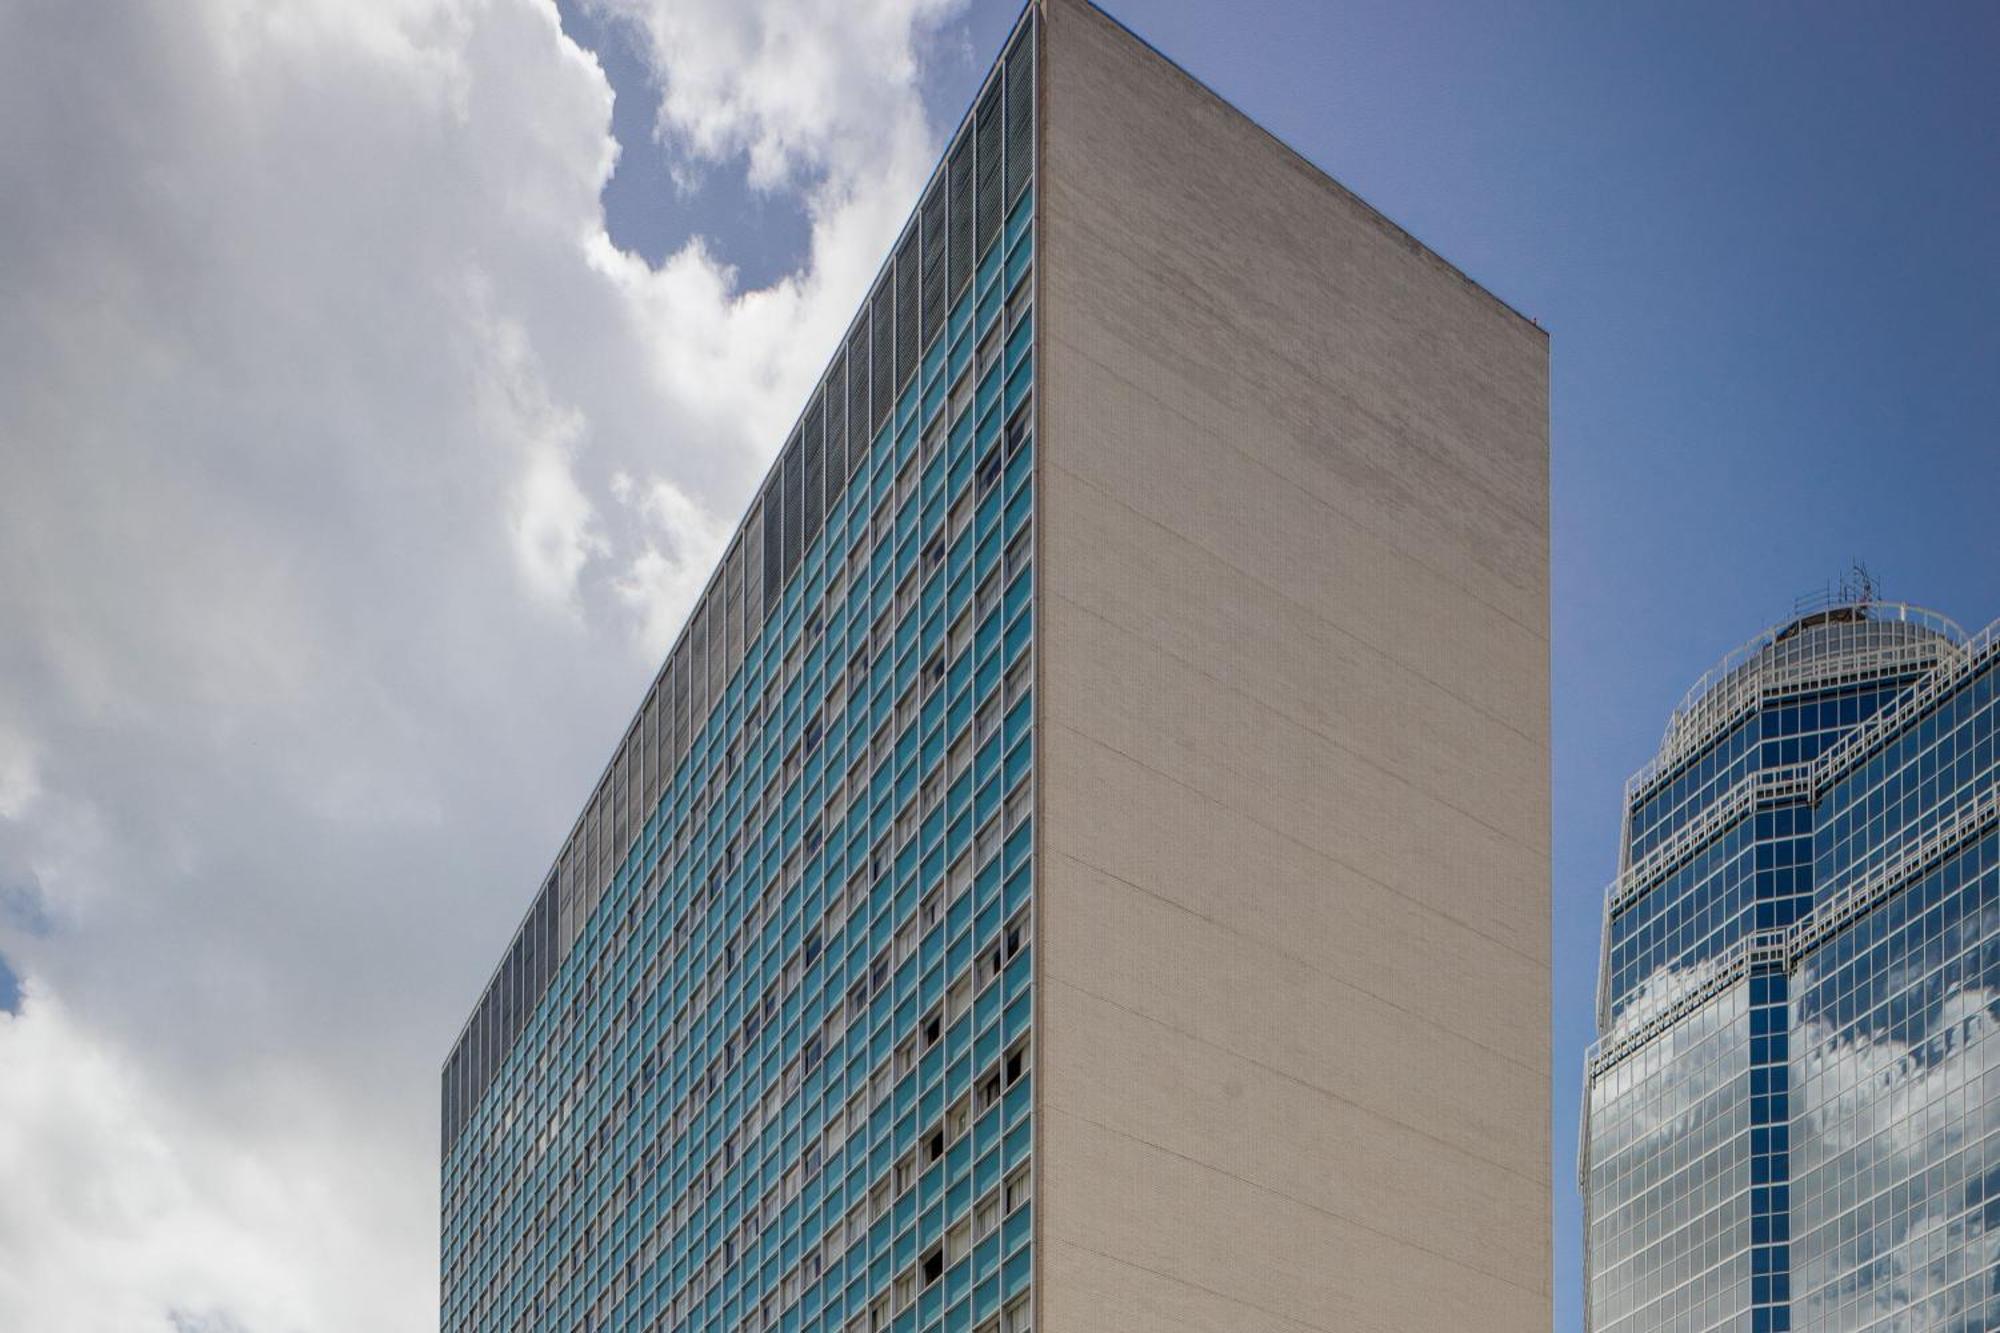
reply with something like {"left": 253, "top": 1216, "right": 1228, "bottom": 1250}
{"left": 1583, "top": 602, "right": 2000, "bottom": 1332}
{"left": 440, "top": 15, "right": 1041, "bottom": 1331}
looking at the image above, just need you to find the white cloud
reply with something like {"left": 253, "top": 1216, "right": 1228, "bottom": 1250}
{"left": 611, "top": 471, "right": 738, "bottom": 657}
{"left": 588, "top": 0, "right": 961, "bottom": 192}
{"left": 0, "top": 722, "right": 37, "bottom": 822}
{"left": 0, "top": 988, "right": 419, "bottom": 1332}
{"left": 0, "top": 0, "right": 970, "bottom": 1326}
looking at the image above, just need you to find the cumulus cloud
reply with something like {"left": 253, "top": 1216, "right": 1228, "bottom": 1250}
{"left": 0, "top": 987, "right": 403, "bottom": 1331}
{"left": 0, "top": 0, "right": 969, "bottom": 1326}
{"left": 588, "top": 0, "right": 961, "bottom": 191}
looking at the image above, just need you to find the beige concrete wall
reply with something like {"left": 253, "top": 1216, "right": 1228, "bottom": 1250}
{"left": 1033, "top": 2, "right": 1552, "bottom": 1329}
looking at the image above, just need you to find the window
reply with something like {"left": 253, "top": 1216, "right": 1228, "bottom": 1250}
{"left": 1004, "top": 525, "right": 1031, "bottom": 579}
{"left": 1003, "top": 1164, "right": 1031, "bottom": 1214}
{"left": 1005, "top": 653, "right": 1032, "bottom": 708}
{"left": 1005, "top": 398, "right": 1031, "bottom": 457}
{"left": 823, "top": 1106, "right": 846, "bottom": 1156}
{"left": 948, "top": 609, "right": 972, "bottom": 664}
{"left": 947, "top": 1094, "right": 970, "bottom": 1143}
{"left": 976, "top": 325, "right": 1001, "bottom": 380}
{"left": 1005, "top": 1038, "right": 1026, "bottom": 1086}
{"left": 1005, "top": 780, "right": 1031, "bottom": 833}
{"left": 1005, "top": 276, "right": 1031, "bottom": 333}
{"left": 949, "top": 367, "right": 974, "bottom": 423}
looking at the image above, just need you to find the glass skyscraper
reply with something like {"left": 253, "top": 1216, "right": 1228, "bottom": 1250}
{"left": 442, "top": 3, "right": 1553, "bottom": 1331}
{"left": 1583, "top": 596, "right": 2000, "bottom": 1332}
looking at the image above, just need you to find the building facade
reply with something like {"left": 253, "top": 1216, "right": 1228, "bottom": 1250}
{"left": 1582, "top": 599, "right": 2000, "bottom": 1332}
{"left": 442, "top": 4, "right": 1551, "bottom": 1332}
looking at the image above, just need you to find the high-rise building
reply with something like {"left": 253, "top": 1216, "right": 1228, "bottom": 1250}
{"left": 1582, "top": 596, "right": 2000, "bottom": 1332}
{"left": 440, "top": 3, "right": 1550, "bottom": 1330}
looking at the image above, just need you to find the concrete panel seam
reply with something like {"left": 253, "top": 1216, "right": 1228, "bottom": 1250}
{"left": 1041, "top": 972, "right": 1546, "bottom": 1188}
{"left": 1046, "top": 326, "right": 1548, "bottom": 643}
{"left": 1043, "top": 1100, "right": 1550, "bottom": 1296}
{"left": 1048, "top": 718, "right": 1550, "bottom": 967}
{"left": 1046, "top": 457, "right": 1549, "bottom": 749}
{"left": 1045, "top": 845, "right": 1546, "bottom": 1075}
{"left": 1044, "top": 1235, "right": 1383, "bottom": 1333}
{"left": 1048, "top": 588, "right": 1550, "bottom": 855}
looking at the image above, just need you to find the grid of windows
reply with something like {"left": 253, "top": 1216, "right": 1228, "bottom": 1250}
{"left": 441, "top": 14, "right": 1040, "bottom": 1332}
{"left": 1793, "top": 830, "right": 2000, "bottom": 1331}
{"left": 1586, "top": 985, "right": 1754, "bottom": 1333}
{"left": 1606, "top": 822, "right": 1754, "bottom": 1025}
{"left": 1585, "top": 605, "right": 2000, "bottom": 1333}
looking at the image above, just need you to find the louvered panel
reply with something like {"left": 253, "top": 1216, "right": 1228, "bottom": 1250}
{"left": 920, "top": 178, "right": 947, "bottom": 352}
{"left": 893, "top": 230, "right": 919, "bottom": 394}
{"left": 975, "top": 81, "right": 1003, "bottom": 260}
{"left": 1005, "top": 27, "right": 1033, "bottom": 202}
{"left": 744, "top": 499, "right": 765, "bottom": 640}
{"left": 823, "top": 356, "right": 846, "bottom": 507}
{"left": 947, "top": 133, "right": 974, "bottom": 299}
{"left": 780, "top": 431, "right": 802, "bottom": 582}
{"left": 801, "top": 391, "right": 824, "bottom": 553}
{"left": 846, "top": 323, "right": 871, "bottom": 474}
{"left": 761, "top": 473, "right": 783, "bottom": 614}
{"left": 870, "top": 281, "right": 893, "bottom": 432}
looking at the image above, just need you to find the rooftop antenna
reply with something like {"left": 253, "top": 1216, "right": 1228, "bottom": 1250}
{"left": 1843, "top": 561, "right": 1878, "bottom": 610}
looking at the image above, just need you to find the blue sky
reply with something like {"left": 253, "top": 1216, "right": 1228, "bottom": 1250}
{"left": 559, "top": 1, "right": 2000, "bottom": 1324}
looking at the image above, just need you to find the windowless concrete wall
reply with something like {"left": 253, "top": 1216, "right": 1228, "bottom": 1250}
{"left": 1032, "top": 1, "right": 1552, "bottom": 1327}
